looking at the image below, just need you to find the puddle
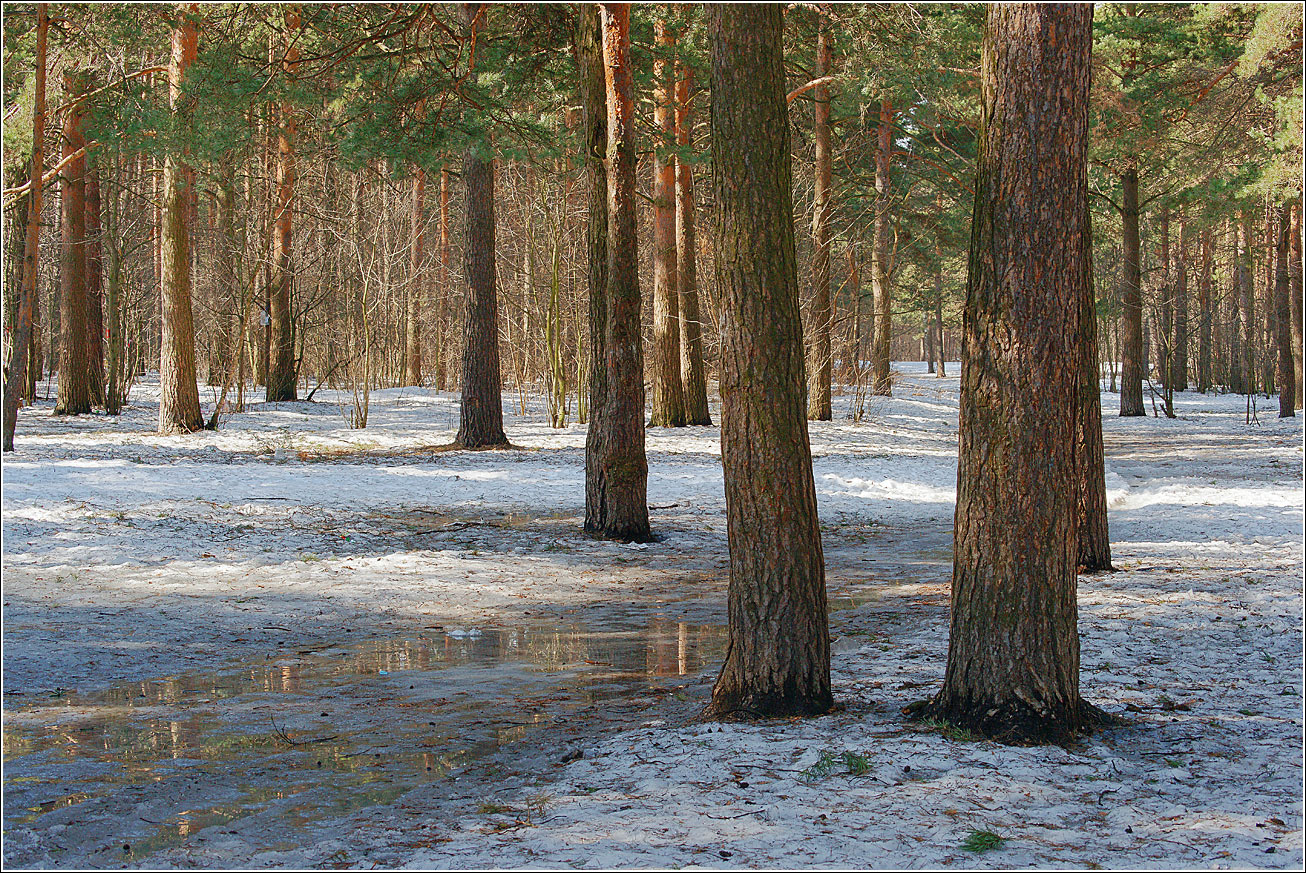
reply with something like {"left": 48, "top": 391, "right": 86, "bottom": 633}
{"left": 2, "top": 617, "right": 726, "bottom": 867}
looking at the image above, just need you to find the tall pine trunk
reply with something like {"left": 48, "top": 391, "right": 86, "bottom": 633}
{"left": 925, "top": 3, "right": 1105, "bottom": 744}
{"left": 675, "top": 58, "right": 711, "bottom": 426}
{"left": 648, "top": 18, "right": 685, "bottom": 427}
{"left": 2, "top": 3, "right": 47, "bottom": 451}
{"left": 158, "top": 6, "right": 204, "bottom": 434}
{"left": 55, "top": 70, "right": 92, "bottom": 417}
{"left": 1078, "top": 208, "right": 1113, "bottom": 573}
{"left": 806, "top": 7, "right": 833, "bottom": 420}
{"left": 1172, "top": 218, "right": 1189, "bottom": 391}
{"left": 1118, "top": 166, "right": 1144, "bottom": 415}
{"left": 1275, "top": 205, "right": 1295, "bottom": 418}
{"left": 455, "top": 3, "right": 509, "bottom": 448}
{"left": 437, "top": 166, "right": 450, "bottom": 391}
{"left": 86, "top": 155, "right": 105, "bottom": 406}
{"left": 266, "top": 6, "right": 300, "bottom": 402}
{"left": 1197, "top": 226, "right": 1213, "bottom": 393}
{"left": 584, "top": 3, "right": 649, "bottom": 539}
{"left": 1291, "top": 200, "right": 1303, "bottom": 409}
{"left": 706, "top": 3, "right": 831, "bottom": 719}
{"left": 404, "top": 165, "right": 426, "bottom": 386}
{"left": 870, "top": 100, "right": 894, "bottom": 396}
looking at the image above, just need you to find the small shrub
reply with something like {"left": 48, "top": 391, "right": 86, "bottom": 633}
{"left": 961, "top": 830, "right": 1004, "bottom": 853}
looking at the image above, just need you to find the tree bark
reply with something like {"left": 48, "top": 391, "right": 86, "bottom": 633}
{"left": 706, "top": 3, "right": 831, "bottom": 720}
{"left": 1158, "top": 205, "right": 1172, "bottom": 395}
{"left": 925, "top": 3, "right": 1104, "bottom": 744}
{"left": 266, "top": 5, "right": 300, "bottom": 402}
{"left": 85, "top": 154, "right": 105, "bottom": 406}
{"left": 1276, "top": 204, "right": 1295, "bottom": 418}
{"left": 3, "top": 3, "right": 47, "bottom": 450}
{"left": 1118, "top": 165, "right": 1144, "bottom": 415}
{"left": 1291, "top": 199, "right": 1303, "bottom": 409}
{"left": 1172, "top": 217, "right": 1189, "bottom": 391}
{"left": 806, "top": 7, "right": 833, "bottom": 420}
{"left": 649, "top": 17, "right": 685, "bottom": 427}
{"left": 675, "top": 57, "right": 711, "bottom": 426}
{"left": 55, "top": 71, "right": 93, "bottom": 417}
{"left": 585, "top": 3, "right": 649, "bottom": 539}
{"left": 1197, "top": 226, "right": 1213, "bottom": 393}
{"left": 455, "top": 2, "right": 509, "bottom": 448}
{"left": 1236, "top": 211, "right": 1255, "bottom": 395}
{"left": 158, "top": 5, "right": 204, "bottom": 434}
{"left": 579, "top": 5, "right": 612, "bottom": 528}
{"left": 437, "top": 165, "right": 451, "bottom": 391}
{"left": 1078, "top": 208, "right": 1113, "bottom": 574}
{"left": 404, "top": 165, "right": 426, "bottom": 386}
{"left": 871, "top": 99, "right": 894, "bottom": 396}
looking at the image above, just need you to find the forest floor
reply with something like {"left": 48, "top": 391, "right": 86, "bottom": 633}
{"left": 2, "top": 364, "right": 1302, "bottom": 869}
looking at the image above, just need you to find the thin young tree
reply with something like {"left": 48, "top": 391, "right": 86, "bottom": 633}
{"left": 675, "top": 55, "right": 711, "bottom": 426}
{"left": 648, "top": 17, "right": 685, "bottom": 428}
{"left": 922, "top": 2, "right": 1109, "bottom": 744}
{"left": 706, "top": 3, "right": 831, "bottom": 719}
{"left": 55, "top": 70, "right": 93, "bottom": 417}
{"left": 454, "top": 2, "right": 509, "bottom": 448}
{"left": 158, "top": 4, "right": 204, "bottom": 434}
{"left": 584, "top": 3, "right": 649, "bottom": 540}
{"left": 2, "top": 2, "right": 47, "bottom": 451}
{"left": 806, "top": 5, "right": 833, "bottom": 421}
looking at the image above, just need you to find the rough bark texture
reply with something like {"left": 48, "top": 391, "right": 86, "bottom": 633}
{"left": 649, "top": 18, "right": 685, "bottom": 428}
{"left": 1236, "top": 212, "right": 1255, "bottom": 395}
{"left": 1158, "top": 206, "right": 1173, "bottom": 392}
{"left": 806, "top": 8, "right": 833, "bottom": 420}
{"left": 455, "top": 5, "right": 508, "bottom": 449}
{"left": 579, "top": 5, "right": 612, "bottom": 530}
{"left": 1197, "top": 226, "right": 1213, "bottom": 393}
{"left": 706, "top": 3, "right": 832, "bottom": 720}
{"left": 925, "top": 3, "right": 1103, "bottom": 745}
{"left": 1275, "top": 205, "right": 1295, "bottom": 418}
{"left": 404, "top": 166, "right": 426, "bottom": 386}
{"left": 55, "top": 71, "right": 92, "bottom": 417}
{"left": 1077, "top": 208, "right": 1113, "bottom": 574}
{"left": 675, "top": 60, "right": 711, "bottom": 426}
{"left": 3, "top": 3, "right": 46, "bottom": 451}
{"left": 585, "top": 3, "right": 649, "bottom": 540}
{"left": 158, "top": 7, "right": 204, "bottom": 435}
{"left": 266, "top": 5, "right": 300, "bottom": 402}
{"left": 870, "top": 99, "right": 894, "bottom": 396}
{"left": 1119, "top": 165, "right": 1144, "bottom": 416}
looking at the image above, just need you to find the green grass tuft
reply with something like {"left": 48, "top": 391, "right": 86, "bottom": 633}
{"left": 961, "top": 829, "right": 1004, "bottom": 853}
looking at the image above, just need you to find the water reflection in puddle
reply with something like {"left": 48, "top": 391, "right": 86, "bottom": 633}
{"left": 3, "top": 618, "right": 726, "bottom": 866}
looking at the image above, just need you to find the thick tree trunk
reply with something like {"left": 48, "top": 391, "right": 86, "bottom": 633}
{"left": 706, "top": 3, "right": 831, "bottom": 720}
{"left": 158, "top": 6, "right": 204, "bottom": 434}
{"left": 1158, "top": 206, "right": 1172, "bottom": 395}
{"left": 585, "top": 3, "right": 649, "bottom": 539}
{"left": 3, "top": 3, "right": 46, "bottom": 451}
{"left": 926, "top": 3, "right": 1103, "bottom": 744}
{"left": 1276, "top": 205, "right": 1295, "bottom": 418}
{"left": 649, "top": 18, "right": 685, "bottom": 427}
{"left": 1197, "top": 226, "right": 1213, "bottom": 393}
{"left": 104, "top": 152, "right": 124, "bottom": 415}
{"left": 266, "top": 5, "right": 300, "bottom": 402}
{"left": 675, "top": 59, "right": 711, "bottom": 426}
{"left": 404, "top": 166, "right": 426, "bottom": 386}
{"left": 1118, "top": 166, "right": 1144, "bottom": 415}
{"left": 806, "top": 7, "right": 833, "bottom": 420}
{"left": 455, "top": 3, "right": 509, "bottom": 448}
{"left": 1237, "top": 212, "right": 1255, "bottom": 395}
{"left": 871, "top": 99, "right": 894, "bottom": 396}
{"left": 55, "top": 71, "right": 93, "bottom": 417}
{"left": 579, "top": 5, "right": 612, "bottom": 526}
